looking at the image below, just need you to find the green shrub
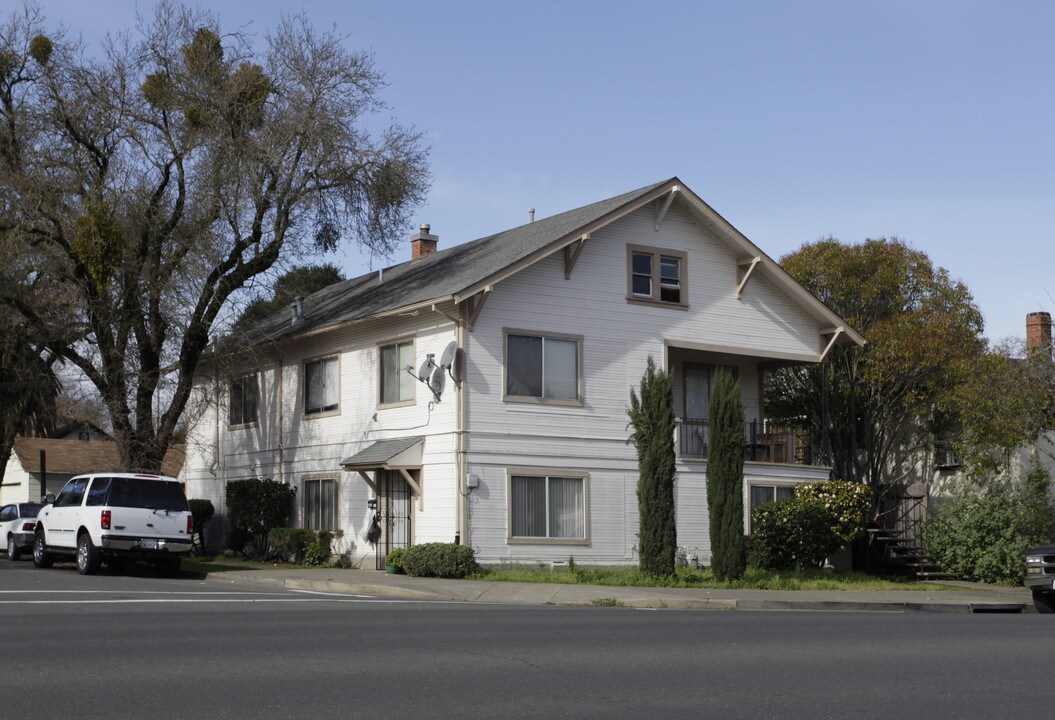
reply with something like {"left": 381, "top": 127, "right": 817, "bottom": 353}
{"left": 385, "top": 546, "right": 407, "bottom": 570}
{"left": 267, "top": 528, "right": 342, "bottom": 565}
{"left": 267, "top": 527, "right": 314, "bottom": 562}
{"left": 922, "top": 477, "right": 1055, "bottom": 584}
{"left": 402, "top": 543, "right": 479, "bottom": 578}
{"left": 226, "top": 479, "right": 296, "bottom": 557}
{"left": 750, "top": 497, "right": 837, "bottom": 570}
{"left": 188, "top": 498, "right": 215, "bottom": 553}
{"left": 795, "top": 479, "right": 871, "bottom": 546}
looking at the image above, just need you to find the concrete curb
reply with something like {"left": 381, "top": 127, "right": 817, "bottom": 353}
{"left": 201, "top": 570, "right": 1034, "bottom": 613}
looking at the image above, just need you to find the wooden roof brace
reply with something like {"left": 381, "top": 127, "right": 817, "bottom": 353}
{"left": 468, "top": 286, "right": 492, "bottom": 332}
{"left": 736, "top": 257, "right": 761, "bottom": 298}
{"left": 563, "top": 233, "right": 590, "bottom": 280}
{"left": 819, "top": 327, "right": 845, "bottom": 361}
{"left": 356, "top": 470, "right": 378, "bottom": 494}
{"left": 654, "top": 186, "right": 679, "bottom": 231}
{"left": 398, "top": 469, "right": 424, "bottom": 510}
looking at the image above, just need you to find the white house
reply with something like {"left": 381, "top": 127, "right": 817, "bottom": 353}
{"left": 181, "top": 178, "right": 865, "bottom": 568}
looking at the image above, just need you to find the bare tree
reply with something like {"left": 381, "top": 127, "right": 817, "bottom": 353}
{"left": 0, "top": 2, "right": 429, "bottom": 471}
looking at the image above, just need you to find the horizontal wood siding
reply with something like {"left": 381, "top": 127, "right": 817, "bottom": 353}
{"left": 184, "top": 309, "right": 461, "bottom": 563}
{"left": 465, "top": 203, "right": 832, "bottom": 564}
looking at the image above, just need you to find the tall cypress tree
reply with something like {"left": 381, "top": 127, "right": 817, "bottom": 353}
{"left": 708, "top": 368, "right": 747, "bottom": 581}
{"left": 628, "top": 356, "right": 677, "bottom": 577}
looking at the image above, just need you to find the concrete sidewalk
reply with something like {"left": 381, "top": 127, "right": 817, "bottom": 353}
{"left": 201, "top": 566, "right": 1038, "bottom": 613}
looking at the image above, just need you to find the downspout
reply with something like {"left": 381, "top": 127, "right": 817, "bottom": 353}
{"left": 456, "top": 305, "right": 469, "bottom": 546}
{"left": 277, "top": 361, "right": 285, "bottom": 484}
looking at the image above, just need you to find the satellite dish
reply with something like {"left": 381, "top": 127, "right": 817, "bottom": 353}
{"left": 418, "top": 355, "right": 437, "bottom": 380}
{"left": 428, "top": 366, "right": 446, "bottom": 401}
{"left": 439, "top": 340, "right": 461, "bottom": 388}
{"left": 439, "top": 341, "right": 458, "bottom": 369}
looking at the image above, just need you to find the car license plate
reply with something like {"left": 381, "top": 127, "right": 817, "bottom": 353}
{"left": 141, "top": 539, "right": 158, "bottom": 549}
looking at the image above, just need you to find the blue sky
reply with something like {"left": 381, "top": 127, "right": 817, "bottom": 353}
{"left": 31, "top": 0, "right": 1055, "bottom": 344}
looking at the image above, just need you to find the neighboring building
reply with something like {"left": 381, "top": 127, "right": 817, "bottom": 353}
{"left": 1, "top": 438, "right": 185, "bottom": 504}
{"left": 181, "top": 178, "right": 865, "bottom": 567}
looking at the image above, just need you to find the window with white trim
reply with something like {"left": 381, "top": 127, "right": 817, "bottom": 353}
{"left": 627, "top": 245, "right": 688, "bottom": 306}
{"left": 505, "top": 332, "right": 581, "bottom": 402}
{"left": 510, "top": 474, "right": 585, "bottom": 540}
{"left": 379, "top": 340, "right": 415, "bottom": 406}
{"left": 303, "top": 478, "right": 338, "bottom": 532}
{"left": 229, "top": 373, "right": 259, "bottom": 426}
{"left": 304, "top": 356, "right": 339, "bottom": 415}
{"left": 749, "top": 484, "right": 795, "bottom": 531}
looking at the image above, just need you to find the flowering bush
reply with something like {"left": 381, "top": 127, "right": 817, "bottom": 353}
{"left": 750, "top": 497, "right": 835, "bottom": 570}
{"left": 795, "top": 479, "right": 871, "bottom": 546}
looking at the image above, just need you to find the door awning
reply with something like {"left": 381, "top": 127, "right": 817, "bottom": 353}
{"left": 340, "top": 436, "right": 425, "bottom": 508}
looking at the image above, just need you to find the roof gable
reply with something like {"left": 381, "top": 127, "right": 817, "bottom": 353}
{"left": 226, "top": 177, "right": 863, "bottom": 349}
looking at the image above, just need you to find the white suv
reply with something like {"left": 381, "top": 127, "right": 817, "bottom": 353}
{"left": 34, "top": 472, "right": 193, "bottom": 576}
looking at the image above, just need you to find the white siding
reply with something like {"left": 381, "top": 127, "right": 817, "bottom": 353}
{"left": 465, "top": 203, "right": 833, "bottom": 564}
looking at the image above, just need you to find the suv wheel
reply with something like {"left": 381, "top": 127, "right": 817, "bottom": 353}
{"left": 77, "top": 532, "right": 102, "bottom": 575}
{"left": 7, "top": 534, "right": 19, "bottom": 561}
{"left": 1032, "top": 588, "right": 1055, "bottom": 614}
{"left": 33, "top": 530, "right": 53, "bottom": 568}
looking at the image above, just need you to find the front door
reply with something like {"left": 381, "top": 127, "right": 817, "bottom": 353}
{"left": 376, "top": 470, "right": 413, "bottom": 570}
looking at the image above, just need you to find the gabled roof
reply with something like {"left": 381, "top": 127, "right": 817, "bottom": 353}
{"left": 226, "top": 177, "right": 864, "bottom": 349}
{"left": 11, "top": 438, "right": 186, "bottom": 478}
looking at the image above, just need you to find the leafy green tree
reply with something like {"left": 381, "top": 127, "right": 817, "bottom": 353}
{"left": 0, "top": 3, "right": 429, "bottom": 472}
{"left": 765, "top": 238, "right": 985, "bottom": 507}
{"left": 627, "top": 356, "right": 676, "bottom": 577}
{"left": 707, "top": 368, "right": 746, "bottom": 581}
{"left": 225, "top": 478, "right": 296, "bottom": 557}
{"left": 233, "top": 264, "right": 345, "bottom": 334}
{"left": 948, "top": 341, "right": 1055, "bottom": 474}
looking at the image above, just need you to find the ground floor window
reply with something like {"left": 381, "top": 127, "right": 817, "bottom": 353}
{"left": 748, "top": 484, "right": 795, "bottom": 531}
{"left": 510, "top": 474, "right": 585, "bottom": 540}
{"left": 303, "top": 478, "right": 338, "bottom": 531}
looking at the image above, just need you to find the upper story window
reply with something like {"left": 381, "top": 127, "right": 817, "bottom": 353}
{"left": 304, "top": 356, "right": 340, "bottom": 416}
{"left": 229, "top": 373, "right": 259, "bottom": 427}
{"left": 379, "top": 339, "right": 415, "bottom": 407}
{"left": 505, "top": 330, "right": 583, "bottom": 405}
{"left": 627, "top": 244, "right": 688, "bottom": 307}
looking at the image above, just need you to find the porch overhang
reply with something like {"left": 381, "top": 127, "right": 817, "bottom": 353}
{"left": 340, "top": 436, "right": 425, "bottom": 509}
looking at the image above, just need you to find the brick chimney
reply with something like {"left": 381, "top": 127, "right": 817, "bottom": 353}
{"left": 411, "top": 224, "right": 438, "bottom": 260}
{"left": 1026, "top": 311, "right": 1052, "bottom": 357}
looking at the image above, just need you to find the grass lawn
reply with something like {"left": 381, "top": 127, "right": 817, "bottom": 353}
{"left": 472, "top": 564, "right": 955, "bottom": 591}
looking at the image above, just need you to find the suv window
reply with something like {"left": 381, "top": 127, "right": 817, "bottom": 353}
{"left": 54, "top": 478, "right": 89, "bottom": 508}
{"left": 107, "top": 478, "right": 189, "bottom": 512}
{"left": 85, "top": 477, "right": 112, "bottom": 507}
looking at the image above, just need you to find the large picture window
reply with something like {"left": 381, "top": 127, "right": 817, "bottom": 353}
{"left": 303, "top": 478, "right": 338, "bottom": 532}
{"left": 229, "top": 373, "right": 259, "bottom": 426}
{"left": 304, "top": 356, "right": 339, "bottom": 415}
{"left": 627, "top": 245, "right": 688, "bottom": 307}
{"left": 505, "top": 332, "right": 581, "bottom": 403}
{"left": 510, "top": 474, "right": 586, "bottom": 540}
{"left": 379, "top": 340, "right": 415, "bottom": 406}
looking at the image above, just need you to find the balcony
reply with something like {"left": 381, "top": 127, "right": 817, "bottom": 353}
{"left": 677, "top": 418, "right": 813, "bottom": 465}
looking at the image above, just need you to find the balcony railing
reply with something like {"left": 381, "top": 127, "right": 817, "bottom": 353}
{"left": 677, "top": 418, "right": 813, "bottom": 465}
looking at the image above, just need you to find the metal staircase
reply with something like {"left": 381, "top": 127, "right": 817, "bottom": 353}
{"left": 869, "top": 494, "right": 957, "bottom": 580}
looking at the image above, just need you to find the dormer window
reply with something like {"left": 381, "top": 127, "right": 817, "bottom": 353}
{"left": 627, "top": 244, "right": 688, "bottom": 307}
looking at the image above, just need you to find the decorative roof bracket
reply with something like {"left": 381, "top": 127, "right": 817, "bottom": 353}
{"left": 468, "top": 286, "right": 492, "bottom": 332}
{"left": 563, "top": 234, "right": 590, "bottom": 280}
{"left": 654, "top": 186, "right": 679, "bottom": 231}
{"left": 819, "top": 327, "right": 845, "bottom": 361}
{"left": 736, "top": 257, "right": 761, "bottom": 298}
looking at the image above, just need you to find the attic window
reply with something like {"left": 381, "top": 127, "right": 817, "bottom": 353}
{"left": 627, "top": 244, "right": 688, "bottom": 308}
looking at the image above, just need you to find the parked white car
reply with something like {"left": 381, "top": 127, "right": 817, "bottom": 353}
{"left": 34, "top": 472, "right": 193, "bottom": 576}
{"left": 1, "top": 502, "right": 44, "bottom": 560}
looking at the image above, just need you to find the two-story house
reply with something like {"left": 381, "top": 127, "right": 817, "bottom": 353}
{"left": 181, "top": 177, "right": 864, "bottom": 568}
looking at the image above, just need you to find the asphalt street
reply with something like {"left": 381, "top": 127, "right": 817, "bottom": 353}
{"left": 1, "top": 560, "right": 1050, "bottom": 719}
